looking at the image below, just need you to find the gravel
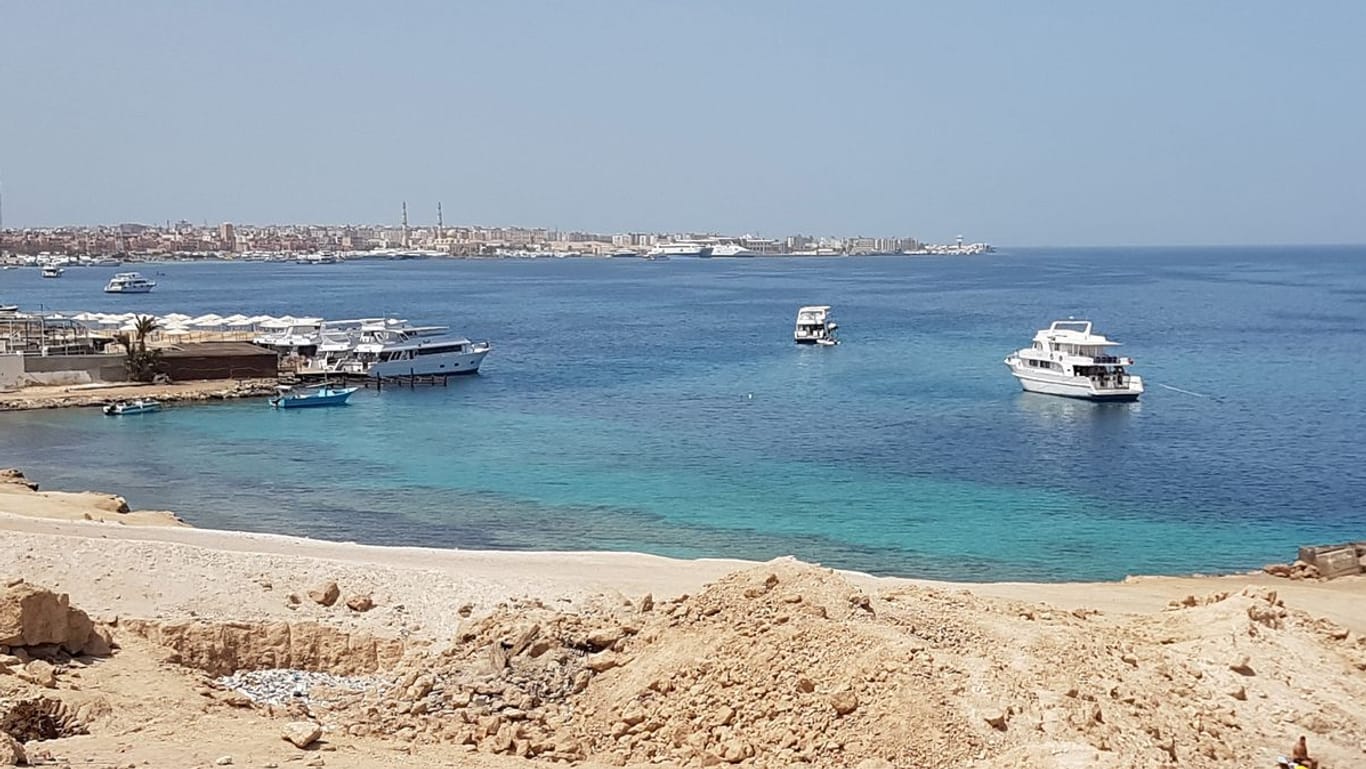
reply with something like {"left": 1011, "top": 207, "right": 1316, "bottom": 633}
{"left": 215, "top": 668, "right": 387, "bottom": 707}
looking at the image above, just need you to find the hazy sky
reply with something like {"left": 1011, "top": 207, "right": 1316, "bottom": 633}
{"left": 2, "top": 1, "right": 1363, "bottom": 246}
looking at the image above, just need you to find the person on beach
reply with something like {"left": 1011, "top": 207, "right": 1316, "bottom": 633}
{"left": 1292, "top": 735, "right": 1318, "bottom": 769}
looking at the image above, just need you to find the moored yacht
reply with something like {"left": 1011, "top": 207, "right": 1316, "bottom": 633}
{"left": 794, "top": 305, "right": 839, "bottom": 345}
{"left": 337, "top": 323, "right": 492, "bottom": 378}
{"left": 41, "top": 265, "right": 64, "bottom": 278}
{"left": 1004, "top": 320, "right": 1144, "bottom": 401}
{"left": 104, "top": 272, "right": 157, "bottom": 294}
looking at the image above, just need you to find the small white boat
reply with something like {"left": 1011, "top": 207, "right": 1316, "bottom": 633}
{"left": 794, "top": 305, "right": 839, "bottom": 345}
{"left": 1004, "top": 320, "right": 1144, "bottom": 402}
{"left": 41, "top": 265, "right": 64, "bottom": 278}
{"left": 103, "top": 399, "right": 162, "bottom": 415}
{"left": 104, "top": 272, "right": 157, "bottom": 293}
{"left": 270, "top": 383, "right": 358, "bottom": 409}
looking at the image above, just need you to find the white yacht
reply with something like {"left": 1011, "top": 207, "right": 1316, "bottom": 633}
{"left": 41, "top": 265, "right": 64, "bottom": 278}
{"left": 338, "top": 324, "right": 492, "bottom": 378}
{"left": 794, "top": 305, "right": 839, "bottom": 345}
{"left": 709, "top": 243, "right": 757, "bottom": 257}
{"left": 1004, "top": 320, "right": 1144, "bottom": 401}
{"left": 104, "top": 272, "right": 157, "bottom": 293}
{"left": 647, "top": 242, "right": 713, "bottom": 258}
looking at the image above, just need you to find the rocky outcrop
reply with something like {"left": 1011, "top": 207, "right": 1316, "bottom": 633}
{"left": 121, "top": 618, "right": 406, "bottom": 676}
{"left": 0, "top": 581, "right": 111, "bottom": 657}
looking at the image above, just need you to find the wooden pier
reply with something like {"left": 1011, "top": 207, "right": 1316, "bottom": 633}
{"left": 284, "top": 369, "right": 467, "bottom": 390}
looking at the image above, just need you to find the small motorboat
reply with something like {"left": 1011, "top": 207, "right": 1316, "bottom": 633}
{"left": 103, "top": 399, "right": 162, "bottom": 415}
{"left": 270, "top": 383, "right": 359, "bottom": 409}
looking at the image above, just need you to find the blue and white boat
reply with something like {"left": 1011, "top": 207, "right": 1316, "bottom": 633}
{"left": 103, "top": 399, "right": 162, "bottom": 415}
{"left": 270, "top": 384, "right": 359, "bottom": 409}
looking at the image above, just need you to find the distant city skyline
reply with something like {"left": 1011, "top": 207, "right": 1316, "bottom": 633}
{"left": 2, "top": 1, "right": 1364, "bottom": 246}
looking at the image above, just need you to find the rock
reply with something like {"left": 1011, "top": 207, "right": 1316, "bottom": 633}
{"left": 829, "top": 689, "right": 859, "bottom": 716}
{"left": 23, "top": 659, "right": 57, "bottom": 688}
{"left": 1262, "top": 563, "right": 1293, "bottom": 577}
{"left": 856, "top": 761, "right": 894, "bottom": 769}
{"left": 307, "top": 581, "right": 340, "bottom": 607}
{"left": 215, "top": 756, "right": 234, "bottom": 766}
{"left": 796, "top": 677, "right": 815, "bottom": 693}
{"left": 282, "top": 721, "right": 323, "bottom": 749}
{"left": 0, "top": 733, "right": 25, "bottom": 766}
{"left": 586, "top": 651, "right": 621, "bottom": 672}
{"left": 587, "top": 626, "right": 625, "bottom": 649}
{"left": 1229, "top": 686, "right": 1247, "bottom": 701}
{"left": 344, "top": 594, "right": 374, "bottom": 613}
{"left": 984, "top": 710, "right": 1009, "bottom": 730}
{"left": 1229, "top": 656, "right": 1255, "bottom": 676}
{"left": 639, "top": 593, "right": 654, "bottom": 612}
{"left": 0, "top": 582, "right": 102, "bottom": 655}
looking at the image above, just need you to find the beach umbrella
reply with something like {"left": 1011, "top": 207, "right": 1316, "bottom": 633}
{"left": 162, "top": 312, "right": 192, "bottom": 323}
{"left": 223, "top": 313, "right": 249, "bottom": 324}
{"left": 163, "top": 326, "right": 191, "bottom": 337}
{"left": 258, "top": 317, "right": 290, "bottom": 329}
{"left": 296, "top": 317, "right": 323, "bottom": 326}
{"left": 190, "top": 314, "right": 224, "bottom": 328}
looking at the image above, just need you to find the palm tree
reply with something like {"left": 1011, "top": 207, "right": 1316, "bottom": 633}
{"left": 118, "top": 315, "right": 163, "bottom": 382}
{"left": 133, "top": 314, "right": 159, "bottom": 353}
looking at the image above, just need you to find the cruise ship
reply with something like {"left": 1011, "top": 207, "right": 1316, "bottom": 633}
{"left": 647, "top": 242, "right": 713, "bottom": 258}
{"left": 1004, "top": 320, "right": 1144, "bottom": 401}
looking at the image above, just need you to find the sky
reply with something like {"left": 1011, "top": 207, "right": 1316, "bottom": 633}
{"left": 1, "top": 1, "right": 1364, "bottom": 246}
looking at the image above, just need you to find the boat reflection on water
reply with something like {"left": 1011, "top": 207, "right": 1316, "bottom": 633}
{"left": 1012, "top": 389, "right": 1141, "bottom": 428}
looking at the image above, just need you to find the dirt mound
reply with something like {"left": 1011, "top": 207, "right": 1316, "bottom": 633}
{"left": 227, "top": 560, "right": 1366, "bottom": 768}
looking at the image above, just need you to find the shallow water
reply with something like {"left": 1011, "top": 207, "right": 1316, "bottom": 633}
{"left": 4, "top": 246, "right": 1364, "bottom": 580}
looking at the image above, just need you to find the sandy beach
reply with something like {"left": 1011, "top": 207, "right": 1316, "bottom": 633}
{"left": 2, "top": 469, "right": 1364, "bottom": 768}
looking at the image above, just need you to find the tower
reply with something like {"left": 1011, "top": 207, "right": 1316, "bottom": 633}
{"left": 401, "top": 201, "right": 410, "bottom": 248}
{"left": 437, "top": 201, "right": 443, "bottom": 239}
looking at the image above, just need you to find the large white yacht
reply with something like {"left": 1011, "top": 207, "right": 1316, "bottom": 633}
{"left": 709, "top": 243, "right": 756, "bottom": 257}
{"left": 647, "top": 242, "right": 713, "bottom": 258}
{"left": 794, "top": 305, "right": 839, "bottom": 345}
{"left": 1004, "top": 320, "right": 1143, "bottom": 401}
{"left": 103, "top": 272, "right": 157, "bottom": 293}
{"left": 340, "top": 324, "right": 492, "bottom": 378}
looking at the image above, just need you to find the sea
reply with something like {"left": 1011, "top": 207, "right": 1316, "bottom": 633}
{"left": 3, "top": 246, "right": 1364, "bottom": 582}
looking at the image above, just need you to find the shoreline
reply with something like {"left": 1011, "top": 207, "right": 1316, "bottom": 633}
{"left": 3, "top": 469, "right": 1363, "bottom": 636}
{"left": 0, "top": 377, "right": 277, "bottom": 411}
{"left": 3, "top": 468, "right": 1366, "bottom": 767}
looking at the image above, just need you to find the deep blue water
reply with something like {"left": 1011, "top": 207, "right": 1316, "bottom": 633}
{"left": 3, "top": 247, "right": 1365, "bottom": 581}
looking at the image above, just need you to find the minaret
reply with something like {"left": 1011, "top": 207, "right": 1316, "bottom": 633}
{"left": 437, "top": 202, "right": 444, "bottom": 240}
{"left": 401, "top": 201, "right": 410, "bottom": 248}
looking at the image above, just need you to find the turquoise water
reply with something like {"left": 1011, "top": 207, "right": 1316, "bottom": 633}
{"left": 3, "top": 247, "right": 1365, "bottom": 580}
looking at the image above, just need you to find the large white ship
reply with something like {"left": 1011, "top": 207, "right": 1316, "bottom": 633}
{"left": 647, "top": 242, "right": 713, "bottom": 258}
{"left": 1004, "top": 320, "right": 1143, "bottom": 401}
{"left": 709, "top": 243, "right": 756, "bottom": 257}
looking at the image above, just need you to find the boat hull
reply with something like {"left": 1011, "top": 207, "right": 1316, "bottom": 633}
{"left": 104, "top": 287, "right": 154, "bottom": 294}
{"left": 1006, "top": 361, "right": 1142, "bottom": 402}
{"left": 368, "top": 348, "right": 490, "bottom": 378}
